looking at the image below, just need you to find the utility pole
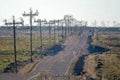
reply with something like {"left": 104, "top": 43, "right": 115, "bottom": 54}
{"left": 64, "top": 15, "right": 73, "bottom": 36}
{"left": 53, "top": 20, "right": 56, "bottom": 44}
{"left": 61, "top": 21, "right": 64, "bottom": 38}
{"left": 70, "top": 19, "right": 73, "bottom": 35}
{"left": 56, "top": 20, "right": 60, "bottom": 43}
{"left": 23, "top": 8, "right": 39, "bottom": 62}
{"left": 64, "top": 15, "right": 68, "bottom": 37}
{"left": 49, "top": 20, "right": 56, "bottom": 44}
{"left": 55, "top": 19, "right": 64, "bottom": 43}
{"left": 34, "top": 19, "right": 47, "bottom": 56}
{"left": 45, "top": 21, "right": 52, "bottom": 47}
{"left": 57, "top": 19, "right": 65, "bottom": 40}
{"left": 49, "top": 20, "right": 56, "bottom": 46}
{"left": 59, "top": 19, "right": 64, "bottom": 39}
{"left": 68, "top": 18, "right": 70, "bottom": 35}
{"left": 48, "top": 22, "right": 52, "bottom": 46}
{"left": 64, "top": 25, "right": 67, "bottom": 37}
{"left": 4, "top": 16, "right": 24, "bottom": 73}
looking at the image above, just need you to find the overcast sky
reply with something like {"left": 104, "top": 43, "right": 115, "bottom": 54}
{"left": 0, "top": 0, "right": 120, "bottom": 26}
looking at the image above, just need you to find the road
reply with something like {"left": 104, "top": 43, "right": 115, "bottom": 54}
{"left": 0, "top": 30, "right": 89, "bottom": 80}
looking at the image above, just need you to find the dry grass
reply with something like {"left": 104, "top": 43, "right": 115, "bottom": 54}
{"left": 84, "top": 53, "right": 120, "bottom": 80}
{"left": 19, "top": 59, "right": 40, "bottom": 74}
{"left": 31, "top": 74, "right": 86, "bottom": 80}
{"left": 0, "top": 36, "right": 61, "bottom": 71}
{"left": 83, "top": 55, "right": 97, "bottom": 78}
{"left": 92, "top": 32, "right": 120, "bottom": 49}
{"left": 84, "top": 31, "right": 120, "bottom": 80}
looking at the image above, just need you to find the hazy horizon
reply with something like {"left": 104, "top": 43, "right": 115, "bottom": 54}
{"left": 0, "top": 0, "right": 120, "bottom": 26}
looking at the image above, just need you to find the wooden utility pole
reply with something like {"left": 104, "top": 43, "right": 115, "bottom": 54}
{"left": 47, "top": 20, "right": 55, "bottom": 46}
{"left": 60, "top": 20, "right": 64, "bottom": 39}
{"left": 48, "top": 20, "right": 56, "bottom": 45}
{"left": 64, "top": 15, "right": 73, "bottom": 36}
{"left": 57, "top": 19, "right": 65, "bottom": 39}
{"left": 34, "top": 19, "right": 47, "bottom": 55}
{"left": 55, "top": 20, "right": 60, "bottom": 43}
{"left": 49, "top": 20, "right": 56, "bottom": 44}
{"left": 54, "top": 19, "right": 64, "bottom": 43}
{"left": 48, "top": 22, "right": 52, "bottom": 47}
{"left": 23, "top": 8, "right": 39, "bottom": 62}
{"left": 4, "top": 16, "right": 24, "bottom": 73}
{"left": 53, "top": 20, "right": 56, "bottom": 44}
{"left": 65, "top": 26, "right": 67, "bottom": 37}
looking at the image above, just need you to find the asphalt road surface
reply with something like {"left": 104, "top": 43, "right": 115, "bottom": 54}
{"left": 0, "top": 30, "right": 89, "bottom": 80}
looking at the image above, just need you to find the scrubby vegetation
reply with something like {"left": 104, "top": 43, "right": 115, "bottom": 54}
{"left": 92, "top": 32, "right": 120, "bottom": 49}
{"left": 29, "top": 74, "right": 86, "bottom": 80}
{"left": 84, "top": 29, "right": 120, "bottom": 80}
{"left": 0, "top": 35, "right": 61, "bottom": 72}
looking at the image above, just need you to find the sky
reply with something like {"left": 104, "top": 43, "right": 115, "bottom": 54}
{"left": 0, "top": 0, "right": 120, "bottom": 26}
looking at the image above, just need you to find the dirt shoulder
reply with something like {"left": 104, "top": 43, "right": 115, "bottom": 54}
{"left": 19, "top": 58, "right": 41, "bottom": 74}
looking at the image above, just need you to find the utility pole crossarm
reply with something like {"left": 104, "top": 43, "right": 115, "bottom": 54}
{"left": 5, "top": 22, "right": 13, "bottom": 25}
{"left": 23, "top": 9, "right": 39, "bottom": 17}
{"left": 33, "top": 13, "right": 39, "bottom": 16}
{"left": 34, "top": 19, "right": 47, "bottom": 25}
{"left": 23, "top": 13, "right": 30, "bottom": 16}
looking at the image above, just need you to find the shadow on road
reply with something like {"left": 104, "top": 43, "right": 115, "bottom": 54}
{"left": 43, "top": 44, "right": 65, "bottom": 56}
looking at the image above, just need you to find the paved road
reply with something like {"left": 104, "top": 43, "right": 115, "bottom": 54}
{"left": 0, "top": 30, "right": 89, "bottom": 80}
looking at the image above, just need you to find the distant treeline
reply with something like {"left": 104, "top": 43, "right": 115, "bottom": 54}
{"left": 1, "top": 26, "right": 119, "bottom": 32}
{"left": 97, "top": 27, "right": 120, "bottom": 32}
{"left": 0, "top": 26, "right": 62, "bottom": 31}
{"left": 0, "top": 26, "right": 50, "bottom": 30}
{"left": 0, "top": 26, "right": 82, "bottom": 31}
